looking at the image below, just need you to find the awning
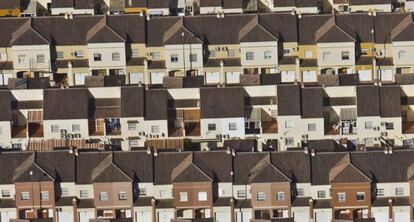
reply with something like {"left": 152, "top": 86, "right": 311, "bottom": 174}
{"left": 340, "top": 108, "right": 357, "bottom": 120}
{"left": 27, "top": 110, "right": 43, "bottom": 123}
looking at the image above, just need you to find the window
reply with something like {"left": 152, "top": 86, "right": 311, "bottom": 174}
{"left": 61, "top": 188, "right": 69, "bottom": 196}
{"left": 80, "top": 190, "right": 89, "bottom": 198}
{"left": 395, "top": 187, "right": 404, "bottom": 196}
{"left": 99, "top": 192, "right": 109, "bottom": 201}
{"left": 128, "top": 122, "right": 137, "bottom": 131}
{"left": 228, "top": 49, "right": 236, "bottom": 57}
{"left": 356, "top": 192, "right": 365, "bottom": 201}
{"left": 276, "top": 191, "right": 285, "bottom": 201}
{"left": 129, "top": 138, "right": 139, "bottom": 147}
{"left": 218, "top": 188, "right": 225, "bottom": 196}
{"left": 322, "top": 52, "right": 330, "bottom": 61}
{"left": 308, "top": 123, "right": 316, "bottom": 132}
{"left": 337, "top": 192, "right": 346, "bottom": 202}
{"left": 285, "top": 121, "right": 294, "bottom": 128}
{"left": 179, "top": 192, "right": 188, "bottom": 202}
{"left": 112, "top": 52, "right": 120, "bottom": 61}
{"left": 72, "top": 124, "right": 80, "bottom": 132}
{"left": 152, "top": 52, "right": 160, "bottom": 60}
{"left": 257, "top": 192, "right": 266, "bottom": 201}
{"left": 317, "top": 191, "right": 326, "bottom": 198}
{"left": 41, "top": 191, "right": 49, "bottom": 201}
{"left": 283, "top": 49, "right": 291, "bottom": 55}
{"left": 361, "top": 48, "right": 369, "bottom": 55}
{"left": 132, "top": 49, "right": 139, "bottom": 58}
{"left": 209, "top": 50, "right": 216, "bottom": 57}
{"left": 93, "top": 53, "right": 102, "bottom": 61}
{"left": 118, "top": 191, "right": 127, "bottom": 200}
{"left": 341, "top": 51, "right": 350, "bottom": 60}
{"left": 0, "top": 126, "right": 2, "bottom": 134}
{"left": 285, "top": 137, "right": 294, "bottom": 146}
{"left": 139, "top": 188, "right": 147, "bottom": 197}
{"left": 74, "top": 51, "right": 84, "bottom": 58}
{"left": 229, "top": 123, "right": 237, "bottom": 131}
{"left": 37, "top": 54, "right": 45, "bottom": 63}
{"left": 398, "top": 50, "right": 407, "bottom": 59}
{"left": 237, "top": 190, "right": 247, "bottom": 198}
{"left": 385, "top": 122, "right": 394, "bottom": 130}
{"left": 377, "top": 188, "right": 384, "bottom": 197}
{"left": 0, "top": 53, "right": 6, "bottom": 61}
{"left": 21, "top": 192, "right": 30, "bottom": 200}
{"left": 198, "top": 191, "right": 207, "bottom": 201}
{"left": 151, "top": 125, "right": 160, "bottom": 133}
{"left": 208, "top": 124, "right": 216, "bottom": 131}
{"left": 365, "top": 121, "right": 373, "bottom": 129}
{"left": 189, "top": 53, "right": 197, "bottom": 62}
{"left": 18, "top": 55, "right": 26, "bottom": 64}
{"left": 170, "top": 54, "right": 179, "bottom": 63}
{"left": 160, "top": 190, "right": 171, "bottom": 198}
{"left": 297, "top": 188, "right": 304, "bottom": 197}
{"left": 12, "top": 143, "right": 22, "bottom": 149}
{"left": 56, "top": 51, "right": 64, "bottom": 59}
{"left": 264, "top": 51, "right": 272, "bottom": 60}
{"left": 304, "top": 50, "right": 313, "bottom": 58}
{"left": 51, "top": 125, "right": 59, "bottom": 133}
{"left": 365, "top": 138, "right": 374, "bottom": 146}
{"left": 1, "top": 190, "right": 11, "bottom": 198}
{"left": 246, "top": 52, "right": 254, "bottom": 60}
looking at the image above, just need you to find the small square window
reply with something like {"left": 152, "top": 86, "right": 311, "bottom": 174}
{"left": 129, "top": 138, "right": 139, "bottom": 147}
{"left": 99, "top": 192, "right": 109, "bottom": 201}
{"left": 341, "top": 51, "right": 350, "bottom": 60}
{"left": 61, "top": 188, "right": 69, "bottom": 196}
{"left": 37, "top": 54, "right": 45, "bottom": 63}
{"left": 139, "top": 188, "right": 147, "bottom": 197}
{"left": 179, "top": 192, "right": 188, "bottom": 202}
{"left": 209, "top": 50, "right": 216, "bottom": 57}
{"left": 385, "top": 122, "right": 394, "bottom": 130}
{"left": 131, "top": 49, "right": 139, "bottom": 58}
{"left": 356, "top": 192, "right": 365, "bottom": 201}
{"left": 1, "top": 190, "right": 11, "bottom": 198}
{"left": 118, "top": 191, "right": 127, "bottom": 200}
{"left": 365, "top": 121, "right": 373, "bottom": 129}
{"left": 257, "top": 192, "right": 266, "bottom": 201}
{"left": 93, "top": 53, "right": 102, "bottom": 61}
{"left": 189, "top": 53, "right": 197, "bottom": 62}
{"left": 296, "top": 188, "right": 304, "bottom": 197}
{"left": 285, "top": 137, "right": 294, "bottom": 146}
{"left": 322, "top": 52, "right": 330, "bottom": 61}
{"left": 152, "top": 52, "right": 161, "bottom": 60}
{"left": 80, "top": 190, "right": 89, "bottom": 198}
{"left": 56, "top": 51, "right": 64, "bottom": 59}
{"left": 376, "top": 188, "right": 384, "bottom": 197}
{"left": 229, "top": 123, "right": 237, "bottom": 131}
{"left": 246, "top": 52, "right": 254, "bottom": 61}
{"left": 74, "top": 51, "right": 84, "bottom": 58}
{"left": 304, "top": 50, "right": 313, "bottom": 58}
{"left": 285, "top": 121, "right": 294, "bottom": 128}
{"left": 151, "top": 125, "right": 160, "bottom": 133}
{"left": 308, "top": 123, "right": 316, "bottom": 132}
{"left": 228, "top": 49, "right": 236, "bottom": 57}
{"left": 170, "top": 54, "right": 179, "bottom": 63}
{"left": 237, "top": 190, "right": 247, "bottom": 198}
{"left": 51, "top": 125, "right": 59, "bottom": 133}
{"left": 317, "top": 191, "right": 326, "bottom": 198}
{"left": 398, "top": 50, "right": 406, "bottom": 59}
{"left": 18, "top": 55, "right": 26, "bottom": 64}
{"left": 208, "top": 124, "right": 216, "bottom": 131}
{"left": 72, "top": 124, "right": 80, "bottom": 132}
{"left": 276, "top": 191, "right": 285, "bottom": 201}
{"left": 21, "top": 192, "right": 30, "bottom": 200}
{"left": 264, "top": 51, "right": 272, "bottom": 60}
{"left": 128, "top": 122, "right": 137, "bottom": 131}
{"left": 198, "top": 191, "right": 207, "bottom": 201}
{"left": 395, "top": 187, "right": 404, "bottom": 196}
{"left": 41, "top": 191, "right": 49, "bottom": 201}
{"left": 337, "top": 192, "right": 346, "bottom": 202}
{"left": 112, "top": 52, "right": 120, "bottom": 61}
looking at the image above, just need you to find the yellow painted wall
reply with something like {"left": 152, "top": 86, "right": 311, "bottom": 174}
{"left": 0, "top": 9, "right": 20, "bottom": 17}
{"left": 207, "top": 44, "right": 240, "bottom": 59}
{"left": 55, "top": 45, "right": 88, "bottom": 60}
{"left": 298, "top": 45, "right": 317, "bottom": 59}
{"left": 125, "top": 7, "right": 147, "bottom": 14}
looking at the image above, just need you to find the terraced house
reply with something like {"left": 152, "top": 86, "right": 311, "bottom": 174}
{"left": 0, "top": 149, "right": 413, "bottom": 222}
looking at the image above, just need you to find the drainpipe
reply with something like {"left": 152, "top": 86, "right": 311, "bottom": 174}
{"left": 309, "top": 198, "right": 314, "bottom": 222}
{"left": 143, "top": 59, "right": 148, "bottom": 85}
{"left": 388, "top": 198, "right": 393, "bottom": 222}
{"left": 151, "top": 197, "right": 156, "bottom": 222}
{"left": 220, "top": 60, "right": 225, "bottom": 84}
{"left": 72, "top": 197, "right": 78, "bottom": 222}
{"left": 295, "top": 57, "right": 301, "bottom": 83}
{"left": 230, "top": 198, "right": 235, "bottom": 222}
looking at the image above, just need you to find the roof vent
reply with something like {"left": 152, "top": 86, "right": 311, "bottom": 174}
{"left": 146, "top": 14, "right": 151, "bottom": 21}
{"left": 68, "top": 12, "right": 73, "bottom": 19}
{"left": 310, "top": 149, "right": 316, "bottom": 156}
{"left": 303, "top": 146, "right": 308, "bottom": 154}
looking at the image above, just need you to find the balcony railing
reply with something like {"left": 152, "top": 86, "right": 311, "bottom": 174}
{"left": 332, "top": 218, "right": 375, "bottom": 222}
{"left": 11, "top": 219, "right": 53, "bottom": 222}
{"left": 171, "top": 218, "right": 214, "bottom": 222}
{"left": 251, "top": 218, "right": 294, "bottom": 222}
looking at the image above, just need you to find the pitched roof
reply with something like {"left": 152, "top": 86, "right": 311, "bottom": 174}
{"left": 248, "top": 154, "right": 291, "bottom": 183}
{"left": 171, "top": 153, "right": 214, "bottom": 183}
{"left": 375, "top": 13, "right": 409, "bottom": 43}
{"left": 12, "top": 153, "right": 55, "bottom": 183}
{"left": 10, "top": 19, "right": 49, "bottom": 46}
{"left": 200, "top": 0, "right": 222, "bottom": 7}
{"left": 329, "top": 153, "right": 372, "bottom": 183}
{"left": 0, "top": 0, "right": 20, "bottom": 8}
{"left": 379, "top": 86, "right": 401, "bottom": 117}
{"left": 163, "top": 18, "right": 203, "bottom": 45}
{"left": 154, "top": 152, "right": 189, "bottom": 185}
{"left": 43, "top": 88, "right": 90, "bottom": 120}
{"left": 91, "top": 153, "right": 133, "bottom": 183}
{"left": 145, "top": 89, "right": 168, "bottom": 120}
{"left": 86, "top": 16, "right": 125, "bottom": 43}
{"left": 200, "top": 87, "right": 245, "bottom": 118}
{"left": 239, "top": 16, "right": 278, "bottom": 42}
{"left": 121, "top": 86, "right": 145, "bottom": 118}
{"left": 391, "top": 14, "right": 414, "bottom": 42}
{"left": 315, "top": 16, "right": 356, "bottom": 43}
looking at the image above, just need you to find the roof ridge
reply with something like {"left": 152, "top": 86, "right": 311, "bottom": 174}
{"left": 10, "top": 18, "right": 50, "bottom": 45}
{"left": 86, "top": 16, "right": 125, "bottom": 43}
{"left": 391, "top": 13, "right": 413, "bottom": 41}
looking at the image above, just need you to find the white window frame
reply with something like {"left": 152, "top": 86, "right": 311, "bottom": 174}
{"left": 198, "top": 191, "right": 207, "bottom": 201}
{"left": 337, "top": 192, "right": 346, "bottom": 202}
{"left": 179, "top": 192, "right": 188, "bottom": 202}
{"left": 72, "top": 124, "right": 80, "bottom": 132}
{"left": 41, "top": 191, "right": 49, "bottom": 201}
{"left": 118, "top": 191, "right": 127, "bottom": 200}
{"left": 99, "top": 192, "right": 109, "bottom": 201}
{"left": 112, "top": 52, "right": 120, "bottom": 61}
{"left": 256, "top": 192, "right": 266, "bottom": 201}
{"left": 246, "top": 52, "right": 254, "bottom": 61}
{"left": 51, "top": 125, "right": 59, "bottom": 133}
{"left": 21, "top": 192, "right": 30, "bottom": 200}
{"left": 276, "top": 191, "right": 285, "bottom": 201}
{"left": 229, "top": 123, "right": 237, "bottom": 131}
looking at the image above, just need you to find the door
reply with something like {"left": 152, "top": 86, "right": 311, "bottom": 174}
{"left": 150, "top": 72, "right": 165, "bottom": 84}
{"left": 394, "top": 211, "right": 410, "bottom": 222}
{"left": 158, "top": 210, "right": 174, "bottom": 222}
{"left": 215, "top": 211, "right": 228, "bottom": 222}
{"left": 372, "top": 210, "right": 388, "bottom": 222}
{"left": 205, "top": 72, "right": 220, "bottom": 84}
{"left": 315, "top": 211, "right": 331, "bottom": 222}
{"left": 78, "top": 211, "right": 94, "bottom": 222}
{"left": 226, "top": 72, "right": 240, "bottom": 84}
{"left": 294, "top": 211, "right": 309, "bottom": 222}
{"left": 136, "top": 211, "right": 152, "bottom": 222}
{"left": 57, "top": 211, "right": 73, "bottom": 222}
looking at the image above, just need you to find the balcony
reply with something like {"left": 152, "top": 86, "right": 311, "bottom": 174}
{"left": 332, "top": 219, "right": 375, "bottom": 222}
{"left": 90, "top": 219, "right": 132, "bottom": 222}
{"left": 11, "top": 219, "right": 53, "bottom": 222}
{"left": 251, "top": 218, "right": 294, "bottom": 222}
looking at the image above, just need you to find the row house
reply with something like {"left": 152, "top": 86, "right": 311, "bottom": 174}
{"left": 5, "top": 13, "right": 414, "bottom": 87}
{"left": 1, "top": 148, "right": 414, "bottom": 222}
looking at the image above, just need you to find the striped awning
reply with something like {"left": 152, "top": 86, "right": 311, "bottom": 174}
{"left": 27, "top": 110, "right": 43, "bottom": 123}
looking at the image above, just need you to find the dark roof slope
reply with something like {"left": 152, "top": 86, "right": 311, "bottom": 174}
{"left": 329, "top": 154, "right": 371, "bottom": 183}
{"left": 379, "top": 86, "right": 401, "bottom": 117}
{"left": 277, "top": 85, "right": 301, "bottom": 116}
{"left": 301, "top": 87, "right": 323, "bottom": 118}
{"left": 145, "top": 89, "right": 168, "bottom": 120}
{"left": 248, "top": 155, "right": 291, "bottom": 183}
{"left": 154, "top": 152, "right": 190, "bottom": 184}
{"left": 0, "top": 0, "right": 20, "bottom": 8}
{"left": 43, "top": 88, "right": 90, "bottom": 120}
{"left": 357, "top": 86, "right": 380, "bottom": 117}
{"left": 194, "top": 151, "right": 232, "bottom": 182}
{"left": 0, "top": 90, "right": 12, "bottom": 121}
{"left": 121, "top": 86, "right": 145, "bottom": 118}
{"left": 200, "top": 87, "right": 245, "bottom": 118}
